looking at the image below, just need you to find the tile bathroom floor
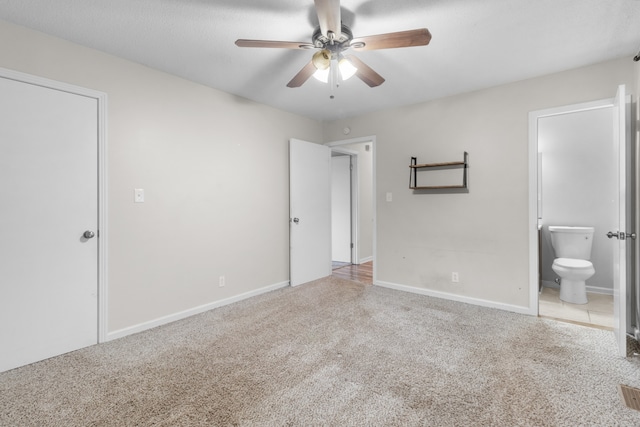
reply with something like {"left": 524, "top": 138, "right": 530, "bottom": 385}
{"left": 539, "top": 286, "right": 613, "bottom": 329}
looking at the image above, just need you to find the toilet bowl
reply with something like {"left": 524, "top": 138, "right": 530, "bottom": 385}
{"left": 551, "top": 258, "right": 594, "bottom": 304}
{"left": 548, "top": 226, "right": 595, "bottom": 305}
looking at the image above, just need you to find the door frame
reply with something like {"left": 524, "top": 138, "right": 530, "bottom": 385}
{"left": 0, "top": 67, "right": 108, "bottom": 343}
{"left": 528, "top": 97, "right": 619, "bottom": 316}
{"left": 331, "top": 147, "right": 359, "bottom": 264}
{"left": 326, "top": 136, "right": 376, "bottom": 282}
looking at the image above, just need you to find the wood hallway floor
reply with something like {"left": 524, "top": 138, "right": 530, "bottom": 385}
{"left": 331, "top": 261, "right": 373, "bottom": 285}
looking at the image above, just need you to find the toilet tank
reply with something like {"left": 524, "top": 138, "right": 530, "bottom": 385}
{"left": 548, "top": 226, "right": 595, "bottom": 259}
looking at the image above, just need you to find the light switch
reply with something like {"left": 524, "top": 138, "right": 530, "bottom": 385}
{"left": 134, "top": 188, "right": 145, "bottom": 203}
{"left": 386, "top": 192, "right": 392, "bottom": 202}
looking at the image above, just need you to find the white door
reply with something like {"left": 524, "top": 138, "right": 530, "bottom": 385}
{"left": 0, "top": 76, "right": 98, "bottom": 372}
{"left": 611, "top": 85, "right": 629, "bottom": 357}
{"left": 331, "top": 155, "right": 352, "bottom": 263}
{"left": 290, "top": 138, "right": 332, "bottom": 286}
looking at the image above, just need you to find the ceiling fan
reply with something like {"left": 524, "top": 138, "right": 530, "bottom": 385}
{"left": 235, "top": 0, "right": 432, "bottom": 88}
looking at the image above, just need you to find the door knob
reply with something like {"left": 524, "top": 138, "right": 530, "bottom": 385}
{"left": 607, "top": 231, "right": 636, "bottom": 240}
{"left": 292, "top": 218, "right": 300, "bottom": 224}
{"left": 83, "top": 230, "right": 95, "bottom": 239}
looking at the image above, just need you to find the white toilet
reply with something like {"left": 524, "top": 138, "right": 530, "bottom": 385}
{"left": 549, "top": 226, "right": 595, "bottom": 305}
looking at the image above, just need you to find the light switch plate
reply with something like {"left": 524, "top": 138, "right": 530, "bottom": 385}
{"left": 134, "top": 188, "right": 145, "bottom": 203}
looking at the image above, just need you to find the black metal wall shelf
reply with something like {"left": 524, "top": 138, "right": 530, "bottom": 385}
{"left": 409, "top": 152, "right": 468, "bottom": 190}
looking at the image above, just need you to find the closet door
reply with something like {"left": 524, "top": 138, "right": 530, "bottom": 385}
{"left": 0, "top": 75, "right": 98, "bottom": 372}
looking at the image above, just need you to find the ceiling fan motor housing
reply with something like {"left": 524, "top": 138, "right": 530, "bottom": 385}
{"left": 312, "top": 24, "right": 354, "bottom": 57}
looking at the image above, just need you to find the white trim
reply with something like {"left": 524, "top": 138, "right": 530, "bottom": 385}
{"left": 359, "top": 255, "right": 374, "bottom": 264}
{"left": 528, "top": 98, "right": 614, "bottom": 317}
{"left": 587, "top": 286, "right": 615, "bottom": 296}
{"left": 541, "top": 280, "right": 614, "bottom": 296}
{"left": 541, "top": 280, "right": 558, "bottom": 290}
{"left": 331, "top": 147, "right": 359, "bottom": 156}
{"left": 531, "top": 98, "right": 614, "bottom": 119}
{"left": 326, "top": 136, "right": 377, "bottom": 282}
{"left": 350, "top": 155, "right": 359, "bottom": 264}
{"left": 375, "top": 280, "right": 532, "bottom": 315}
{"left": 331, "top": 146, "right": 360, "bottom": 263}
{"left": 0, "top": 67, "right": 106, "bottom": 101}
{"left": 106, "top": 280, "right": 290, "bottom": 341}
{"left": 528, "top": 112, "right": 541, "bottom": 316}
{"left": 97, "top": 90, "right": 108, "bottom": 344}
{"left": 325, "top": 136, "right": 376, "bottom": 148}
{"left": 0, "top": 67, "right": 109, "bottom": 344}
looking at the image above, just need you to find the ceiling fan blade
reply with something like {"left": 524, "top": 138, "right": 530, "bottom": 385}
{"left": 351, "top": 28, "right": 432, "bottom": 51}
{"left": 287, "top": 61, "right": 318, "bottom": 88}
{"left": 346, "top": 56, "right": 385, "bottom": 87}
{"left": 315, "top": 0, "right": 341, "bottom": 39}
{"left": 235, "top": 39, "right": 314, "bottom": 49}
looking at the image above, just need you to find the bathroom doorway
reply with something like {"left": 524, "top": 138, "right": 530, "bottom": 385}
{"left": 536, "top": 103, "right": 616, "bottom": 328}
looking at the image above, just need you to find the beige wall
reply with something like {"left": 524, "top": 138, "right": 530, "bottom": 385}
{"left": 2, "top": 16, "right": 637, "bottom": 331}
{"left": 323, "top": 57, "right": 635, "bottom": 311}
{"left": 0, "top": 19, "right": 323, "bottom": 333}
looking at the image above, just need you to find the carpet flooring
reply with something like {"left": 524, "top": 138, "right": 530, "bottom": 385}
{"left": 2, "top": 276, "right": 640, "bottom": 426}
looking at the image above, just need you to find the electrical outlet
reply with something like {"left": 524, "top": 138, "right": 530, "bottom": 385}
{"left": 451, "top": 272, "right": 459, "bottom": 283}
{"left": 219, "top": 276, "right": 225, "bottom": 287}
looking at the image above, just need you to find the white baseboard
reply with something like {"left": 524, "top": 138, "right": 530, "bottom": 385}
{"left": 541, "top": 280, "right": 613, "bottom": 295}
{"left": 375, "top": 280, "right": 533, "bottom": 315}
{"left": 586, "top": 285, "right": 613, "bottom": 295}
{"left": 358, "top": 256, "right": 373, "bottom": 264}
{"left": 106, "top": 280, "right": 290, "bottom": 341}
{"left": 541, "top": 280, "right": 559, "bottom": 290}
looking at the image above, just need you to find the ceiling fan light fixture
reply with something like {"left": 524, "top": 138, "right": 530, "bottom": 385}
{"left": 312, "top": 49, "right": 331, "bottom": 70}
{"left": 338, "top": 57, "right": 357, "bottom": 80}
{"left": 313, "top": 67, "right": 330, "bottom": 83}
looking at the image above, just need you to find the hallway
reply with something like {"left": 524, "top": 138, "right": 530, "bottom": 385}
{"left": 332, "top": 261, "right": 373, "bottom": 285}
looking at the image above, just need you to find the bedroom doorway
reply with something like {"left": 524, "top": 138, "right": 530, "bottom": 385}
{"left": 328, "top": 136, "right": 376, "bottom": 284}
{"left": 331, "top": 151, "right": 355, "bottom": 265}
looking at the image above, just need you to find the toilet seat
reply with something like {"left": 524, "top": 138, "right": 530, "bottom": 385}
{"left": 553, "top": 258, "right": 593, "bottom": 269}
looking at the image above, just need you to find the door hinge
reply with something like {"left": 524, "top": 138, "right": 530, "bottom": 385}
{"left": 350, "top": 243, "right": 354, "bottom": 249}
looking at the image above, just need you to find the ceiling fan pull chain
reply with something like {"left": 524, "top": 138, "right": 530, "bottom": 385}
{"left": 329, "top": 61, "right": 336, "bottom": 99}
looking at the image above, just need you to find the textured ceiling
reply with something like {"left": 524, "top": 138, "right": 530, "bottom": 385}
{"left": 1, "top": 0, "right": 640, "bottom": 121}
